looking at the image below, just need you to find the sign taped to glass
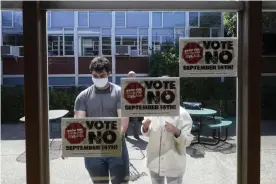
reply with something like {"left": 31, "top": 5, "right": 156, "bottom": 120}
{"left": 179, "top": 37, "right": 238, "bottom": 77}
{"left": 61, "top": 117, "right": 122, "bottom": 157}
{"left": 121, "top": 77, "right": 180, "bottom": 117}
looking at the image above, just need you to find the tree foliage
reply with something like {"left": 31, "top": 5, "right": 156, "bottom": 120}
{"left": 224, "top": 12, "right": 276, "bottom": 37}
{"left": 223, "top": 12, "right": 237, "bottom": 37}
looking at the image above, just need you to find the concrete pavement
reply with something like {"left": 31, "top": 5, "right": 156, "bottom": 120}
{"left": 1, "top": 122, "right": 276, "bottom": 184}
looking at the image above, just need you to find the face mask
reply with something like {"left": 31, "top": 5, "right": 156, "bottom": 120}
{"left": 92, "top": 77, "right": 108, "bottom": 88}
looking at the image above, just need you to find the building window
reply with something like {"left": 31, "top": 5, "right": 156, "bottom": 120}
{"left": 116, "top": 36, "right": 138, "bottom": 55}
{"left": 102, "top": 37, "right": 111, "bottom": 55}
{"left": 140, "top": 36, "right": 148, "bottom": 55}
{"left": 48, "top": 35, "right": 63, "bottom": 56}
{"left": 2, "top": 11, "right": 13, "bottom": 27}
{"left": 13, "top": 11, "right": 23, "bottom": 27}
{"left": 152, "top": 12, "right": 163, "bottom": 28}
{"left": 19, "top": 46, "right": 24, "bottom": 57}
{"left": 78, "top": 11, "right": 89, "bottom": 27}
{"left": 175, "top": 28, "right": 186, "bottom": 42}
{"left": 80, "top": 37, "right": 99, "bottom": 56}
{"left": 262, "top": 12, "right": 276, "bottom": 56}
{"left": 3, "top": 34, "right": 24, "bottom": 46}
{"left": 152, "top": 35, "right": 161, "bottom": 51}
{"left": 115, "top": 12, "right": 126, "bottom": 27}
{"left": 199, "top": 12, "right": 222, "bottom": 27}
{"left": 116, "top": 36, "right": 137, "bottom": 47}
{"left": 211, "top": 28, "right": 221, "bottom": 37}
{"left": 189, "top": 12, "right": 199, "bottom": 27}
{"left": 64, "top": 35, "right": 74, "bottom": 55}
{"left": 122, "top": 36, "right": 137, "bottom": 49}
{"left": 189, "top": 28, "right": 210, "bottom": 37}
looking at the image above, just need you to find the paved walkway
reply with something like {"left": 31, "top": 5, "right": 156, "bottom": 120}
{"left": 1, "top": 121, "right": 276, "bottom": 184}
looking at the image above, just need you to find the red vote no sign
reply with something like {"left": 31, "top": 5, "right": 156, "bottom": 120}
{"left": 124, "top": 82, "right": 145, "bottom": 104}
{"left": 182, "top": 43, "right": 203, "bottom": 64}
{"left": 64, "top": 122, "right": 87, "bottom": 144}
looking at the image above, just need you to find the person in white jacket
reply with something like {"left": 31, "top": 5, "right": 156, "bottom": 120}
{"left": 142, "top": 106, "right": 194, "bottom": 184}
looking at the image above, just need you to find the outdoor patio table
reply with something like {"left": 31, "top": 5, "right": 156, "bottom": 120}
{"left": 20, "top": 109, "right": 69, "bottom": 136}
{"left": 186, "top": 108, "right": 217, "bottom": 145}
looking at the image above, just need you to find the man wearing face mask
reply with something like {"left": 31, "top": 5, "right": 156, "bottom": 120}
{"left": 74, "top": 56, "right": 130, "bottom": 184}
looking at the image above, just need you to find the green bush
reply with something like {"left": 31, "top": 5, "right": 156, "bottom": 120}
{"left": 1, "top": 86, "right": 25, "bottom": 123}
{"left": 1, "top": 86, "right": 80, "bottom": 123}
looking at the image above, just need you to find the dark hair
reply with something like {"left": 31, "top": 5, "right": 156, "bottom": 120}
{"left": 89, "top": 57, "right": 111, "bottom": 73}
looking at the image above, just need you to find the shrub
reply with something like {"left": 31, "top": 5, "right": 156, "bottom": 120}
{"left": 1, "top": 86, "right": 81, "bottom": 123}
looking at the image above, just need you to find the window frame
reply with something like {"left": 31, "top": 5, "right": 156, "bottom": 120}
{"left": 115, "top": 11, "right": 127, "bottom": 28}
{"left": 79, "top": 36, "right": 100, "bottom": 56}
{"left": 198, "top": 11, "right": 222, "bottom": 28}
{"left": 77, "top": 11, "right": 89, "bottom": 27}
{"left": 210, "top": 27, "right": 222, "bottom": 37}
{"left": 101, "top": 36, "right": 112, "bottom": 56}
{"left": 152, "top": 11, "right": 164, "bottom": 28}
{"left": 2, "top": 10, "right": 14, "bottom": 28}
{"left": 63, "top": 34, "right": 74, "bottom": 56}
{"left": 13, "top": 11, "right": 23, "bottom": 27}
{"left": 48, "top": 35, "right": 63, "bottom": 57}
{"left": 139, "top": 35, "right": 149, "bottom": 56}
{"left": 189, "top": 11, "right": 200, "bottom": 28}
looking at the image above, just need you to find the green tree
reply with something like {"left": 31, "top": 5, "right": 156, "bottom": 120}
{"left": 223, "top": 12, "right": 237, "bottom": 37}
{"left": 223, "top": 12, "right": 276, "bottom": 37}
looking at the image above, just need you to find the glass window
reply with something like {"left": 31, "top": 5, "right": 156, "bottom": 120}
{"left": 140, "top": 36, "right": 148, "bottom": 55}
{"left": 115, "top": 12, "right": 126, "bottom": 27}
{"left": 122, "top": 36, "right": 137, "bottom": 50}
{"left": 48, "top": 35, "right": 63, "bottom": 56}
{"left": 102, "top": 37, "right": 111, "bottom": 55}
{"left": 64, "top": 35, "right": 74, "bottom": 55}
{"left": 115, "top": 37, "right": 122, "bottom": 46}
{"left": 189, "top": 28, "right": 210, "bottom": 37}
{"left": 13, "top": 11, "right": 23, "bottom": 27}
{"left": 78, "top": 11, "right": 89, "bottom": 27}
{"left": 262, "top": 12, "right": 276, "bottom": 56}
{"left": 2, "top": 34, "right": 24, "bottom": 46}
{"left": 19, "top": 46, "right": 24, "bottom": 56}
{"left": 2, "top": 11, "right": 13, "bottom": 27}
{"left": 200, "top": 12, "right": 222, "bottom": 27}
{"left": 152, "top": 12, "right": 163, "bottom": 28}
{"left": 80, "top": 37, "right": 99, "bottom": 56}
{"left": 189, "top": 12, "right": 199, "bottom": 27}
{"left": 175, "top": 28, "right": 186, "bottom": 41}
{"left": 211, "top": 28, "right": 221, "bottom": 37}
{"left": 122, "top": 36, "right": 137, "bottom": 46}
{"left": 161, "top": 35, "right": 174, "bottom": 43}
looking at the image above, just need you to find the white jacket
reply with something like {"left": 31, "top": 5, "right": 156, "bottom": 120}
{"left": 142, "top": 107, "right": 193, "bottom": 177}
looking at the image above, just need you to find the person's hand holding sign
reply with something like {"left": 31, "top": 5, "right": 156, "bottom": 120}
{"left": 142, "top": 119, "right": 151, "bottom": 133}
{"left": 165, "top": 122, "right": 181, "bottom": 138}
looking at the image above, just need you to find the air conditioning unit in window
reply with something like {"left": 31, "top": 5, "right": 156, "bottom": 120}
{"left": 116, "top": 45, "right": 130, "bottom": 55}
{"left": 1, "top": 46, "right": 20, "bottom": 57}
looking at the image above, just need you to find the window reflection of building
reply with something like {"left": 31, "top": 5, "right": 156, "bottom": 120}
{"left": 48, "top": 35, "right": 74, "bottom": 56}
{"left": 80, "top": 37, "right": 99, "bottom": 56}
{"left": 189, "top": 12, "right": 222, "bottom": 38}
